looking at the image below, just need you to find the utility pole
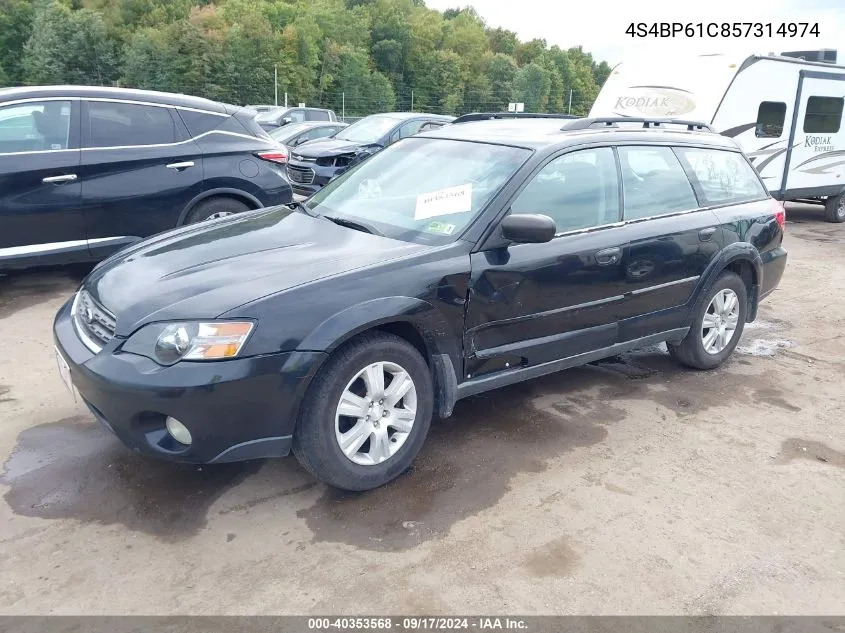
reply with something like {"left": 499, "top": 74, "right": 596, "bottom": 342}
{"left": 411, "top": 90, "right": 414, "bottom": 112}
{"left": 568, "top": 90, "right": 573, "bottom": 115}
{"left": 284, "top": 92, "right": 288, "bottom": 108}
{"left": 274, "top": 65, "right": 278, "bottom": 106}
{"left": 342, "top": 92, "right": 345, "bottom": 121}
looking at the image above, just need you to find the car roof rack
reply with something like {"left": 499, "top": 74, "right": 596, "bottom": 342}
{"left": 452, "top": 112, "right": 581, "bottom": 124}
{"left": 560, "top": 117, "right": 715, "bottom": 132}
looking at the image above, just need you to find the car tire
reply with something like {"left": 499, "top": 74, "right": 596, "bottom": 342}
{"left": 824, "top": 194, "right": 845, "bottom": 223}
{"left": 292, "top": 332, "right": 434, "bottom": 491}
{"left": 667, "top": 271, "right": 747, "bottom": 370}
{"left": 185, "top": 197, "right": 250, "bottom": 224}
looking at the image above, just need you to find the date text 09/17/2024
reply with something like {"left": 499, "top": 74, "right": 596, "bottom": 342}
{"left": 626, "top": 22, "right": 820, "bottom": 38}
{"left": 307, "top": 618, "right": 529, "bottom": 630}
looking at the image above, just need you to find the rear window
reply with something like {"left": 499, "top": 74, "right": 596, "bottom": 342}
{"left": 675, "top": 147, "right": 768, "bottom": 206}
{"left": 178, "top": 110, "right": 226, "bottom": 137}
{"left": 618, "top": 146, "right": 699, "bottom": 220}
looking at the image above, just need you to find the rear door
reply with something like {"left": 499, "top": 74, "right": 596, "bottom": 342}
{"left": 0, "top": 98, "right": 85, "bottom": 266}
{"left": 782, "top": 73, "right": 845, "bottom": 195}
{"left": 79, "top": 99, "right": 205, "bottom": 257}
{"left": 614, "top": 145, "right": 723, "bottom": 341}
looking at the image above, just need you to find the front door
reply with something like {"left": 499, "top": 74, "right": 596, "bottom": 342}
{"left": 465, "top": 146, "right": 628, "bottom": 378}
{"left": 0, "top": 98, "right": 85, "bottom": 267}
{"left": 783, "top": 72, "right": 845, "bottom": 196}
{"left": 79, "top": 99, "right": 205, "bottom": 257}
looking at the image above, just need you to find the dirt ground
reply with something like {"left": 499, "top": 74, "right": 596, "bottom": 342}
{"left": 0, "top": 203, "right": 843, "bottom": 615}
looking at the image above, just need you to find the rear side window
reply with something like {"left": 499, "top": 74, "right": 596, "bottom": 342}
{"left": 308, "top": 110, "right": 331, "bottom": 121}
{"left": 618, "top": 146, "right": 699, "bottom": 220}
{"left": 803, "top": 96, "right": 843, "bottom": 133}
{"left": 178, "top": 110, "right": 225, "bottom": 137}
{"left": 675, "top": 147, "right": 768, "bottom": 206}
{"left": 756, "top": 101, "right": 786, "bottom": 138}
{"left": 86, "top": 101, "right": 176, "bottom": 148}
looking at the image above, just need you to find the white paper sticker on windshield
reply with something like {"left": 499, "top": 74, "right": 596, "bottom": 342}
{"left": 414, "top": 184, "right": 472, "bottom": 220}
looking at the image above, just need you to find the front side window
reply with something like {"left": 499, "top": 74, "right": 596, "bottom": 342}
{"left": 618, "top": 146, "right": 699, "bottom": 220}
{"left": 287, "top": 109, "right": 306, "bottom": 123}
{"left": 803, "top": 96, "right": 843, "bottom": 133}
{"left": 86, "top": 101, "right": 176, "bottom": 148}
{"left": 307, "top": 137, "right": 531, "bottom": 244}
{"left": 675, "top": 147, "right": 768, "bottom": 206}
{"left": 511, "top": 147, "right": 620, "bottom": 233}
{"left": 0, "top": 100, "right": 72, "bottom": 153}
{"left": 756, "top": 101, "right": 786, "bottom": 138}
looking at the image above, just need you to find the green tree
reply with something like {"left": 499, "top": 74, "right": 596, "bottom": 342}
{"left": 486, "top": 53, "right": 516, "bottom": 111}
{"left": 514, "top": 62, "right": 551, "bottom": 113}
{"left": 23, "top": 2, "right": 118, "bottom": 85}
{"left": 0, "top": 0, "right": 34, "bottom": 83}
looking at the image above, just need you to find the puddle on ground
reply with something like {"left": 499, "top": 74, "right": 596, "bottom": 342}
{"left": 1, "top": 416, "right": 263, "bottom": 540}
{"left": 774, "top": 438, "right": 845, "bottom": 468}
{"left": 524, "top": 536, "right": 580, "bottom": 577}
{"left": 0, "top": 266, "right": 90, "bottom": 320}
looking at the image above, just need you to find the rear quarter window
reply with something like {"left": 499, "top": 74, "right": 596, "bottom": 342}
{"left": 674, "top": 147, "right": 768, "bottom": 206}
{"left": 178, "top": 110, "right": 227, "bottom": 137}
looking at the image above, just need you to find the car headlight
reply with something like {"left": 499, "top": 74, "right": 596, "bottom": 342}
{"left": 122, "top": 321, "right": 255, "bottom": 365}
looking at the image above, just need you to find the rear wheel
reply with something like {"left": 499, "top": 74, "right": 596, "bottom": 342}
{"left": 824, "top": 194, "right": 845, "bottom": 223}
{"left": 186, "top": 197, "right": 250, "bottom": 224}
{"left": 292, "top": 332, "right": 433, "bottom": 491}
{"left": 668, "top": 271, "right": 747, "bottom": 370}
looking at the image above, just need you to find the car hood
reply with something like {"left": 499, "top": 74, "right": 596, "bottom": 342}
{"left": 83, "top": 207, "right": 429, "bottom": 336}
{"left": 293, "top": 138, "right": 381, "bottom": 158}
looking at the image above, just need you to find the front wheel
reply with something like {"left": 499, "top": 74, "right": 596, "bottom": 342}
{"left": 668, "top": 271, "right": 747, "bottom": 370}
{"left": 292, "top": 332, "right": 434, "bottom": 491}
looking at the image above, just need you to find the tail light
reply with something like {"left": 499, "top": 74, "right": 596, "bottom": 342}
{"left": 256, "top": 149, "right": 288, "bottom": 164}
{"left": 772, "top": 199, "right": 786, "bottom": 231}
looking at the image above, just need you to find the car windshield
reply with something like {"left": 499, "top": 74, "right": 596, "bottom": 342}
{"left": 307, "top": 137, "right": 531, "bottom": 245}
{"left": 255, "top": 108, "right": 286, "bottom": 123}
{"left": 269, "top": 123, "right": 313, "bottom": 142}
{"left": 334, "top": 115, "right": 401, "bottom": 144}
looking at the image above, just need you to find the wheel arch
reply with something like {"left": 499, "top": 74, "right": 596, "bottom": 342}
{"left": 177, "top": 188, "right": 264, "bottom": 225}
{"left": 297, "top": 297, "right": 462, "bottom": 419}
{"left": 689, "top": 244, "right": 764, "bottom": 325}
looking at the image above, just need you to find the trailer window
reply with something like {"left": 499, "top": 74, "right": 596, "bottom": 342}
{"left": 803, "top": 96, "right": 843, "bottom": 133}
{"left": 756, "top": 102, "right": 786, "bottom": 138}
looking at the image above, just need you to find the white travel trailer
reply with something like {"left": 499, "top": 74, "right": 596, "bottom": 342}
{"left": 590, "top": 50, "right": 845, "bottom": 222}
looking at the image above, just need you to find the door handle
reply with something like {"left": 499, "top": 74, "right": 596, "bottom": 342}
{"left": 42, "top": 174, "right": 77, "bottom": 184}
{"left": 595, "top": 247, "right": 621, "bottom": 266}
{"left": 699, "top": 227, "right": 717, "bottom": 242}
{"left": 166, "top": 161, "right": 195, "bottom": 170}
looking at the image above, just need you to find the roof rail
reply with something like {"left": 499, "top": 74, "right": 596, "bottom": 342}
{"left": 452, "top": 112, "right": 581, "bottom": 124}
{"left": 560, "top": 117, "right": 715, "bottom": 132}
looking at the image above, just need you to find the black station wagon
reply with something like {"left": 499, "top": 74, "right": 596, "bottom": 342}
{"left": 53, "top": 115, "right": 788, "bottom": 491}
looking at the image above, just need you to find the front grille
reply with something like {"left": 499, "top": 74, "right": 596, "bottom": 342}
{"left": 287, "top": 164, "right": 315, "bottom": 184}
{"left": 73, "top": 289, "right": 116, "bottom": 352}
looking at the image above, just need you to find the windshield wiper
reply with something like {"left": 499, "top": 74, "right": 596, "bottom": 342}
{"left": 322, "top": 214, "right": 383, "bottom": 236}
{"left": 287, "top": 200, "right": 319, "bottom": 217}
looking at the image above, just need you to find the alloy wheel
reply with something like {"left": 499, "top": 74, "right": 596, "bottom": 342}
{"left": 701, "top": 288, "right": 740, "bottom": 355}
{"left": 334, "top": 361, "right": 417, "bottom": 466}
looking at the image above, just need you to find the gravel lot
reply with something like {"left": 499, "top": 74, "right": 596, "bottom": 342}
{"left": 0, "top": 203, "right": 843, "bottom": 615}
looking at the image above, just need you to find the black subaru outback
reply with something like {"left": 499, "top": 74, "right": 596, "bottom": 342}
{"left": 53, "top": 115, "right": 787, "bottom": 491}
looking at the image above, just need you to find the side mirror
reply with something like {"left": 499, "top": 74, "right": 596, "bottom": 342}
{"left": 500, "top": 214, "right": 556, "bottom": 244}
{"left": 282, "top": 117, "right": 292, "bottom": 124}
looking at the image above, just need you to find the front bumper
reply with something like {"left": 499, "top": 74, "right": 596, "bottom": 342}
{"left": 53, "top": 297, "right": 326, "bottom": 464}
{"left": 286, "top": 161, "right": 341, "bottom": 197}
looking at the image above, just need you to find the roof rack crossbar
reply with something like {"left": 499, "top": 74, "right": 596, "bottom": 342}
{"left": 452, "top": 112, "right": 581, "bottom": 124}
{"left": 560, "top": 117, "right": 715, "bottom": 132}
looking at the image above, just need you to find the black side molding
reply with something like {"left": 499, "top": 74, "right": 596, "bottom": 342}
{"left": 456, "top": 328, "right": 689, "bottom": 401}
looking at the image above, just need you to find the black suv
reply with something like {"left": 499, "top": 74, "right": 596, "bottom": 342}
{"left": 285, "top": 112, "right": 454, "bottom": 197}
{"left": 53, "top": 116, "right": 787, "bottom": 492}
{"left": 0, "top": 86, "right": 293, "bottom": 270}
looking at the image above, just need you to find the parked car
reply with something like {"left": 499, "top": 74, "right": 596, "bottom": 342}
{"left": 53, "top": 116, "right": 787, "bottom": 492}
{"left": 246, "top": 104, "right": 278, "bottom": 113}
{"left": 255, "top": 106, "right": 338, "bottom": 131}
{"left": 285, "top": 112, "right": 454, "bottom": 197}
{"left": 267, "top": 121, "right": 349, "bottom": 162}
{"left": 0, "top": 86, "right": 293, "bottom": 271}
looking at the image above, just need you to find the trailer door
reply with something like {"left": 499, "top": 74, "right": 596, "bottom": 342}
{"left": 781, "top": 70, "right": 845, "bottom": 198}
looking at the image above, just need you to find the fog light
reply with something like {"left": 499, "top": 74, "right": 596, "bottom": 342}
{"left": 165, "top": 416, "right": 192, "bottom": 446}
